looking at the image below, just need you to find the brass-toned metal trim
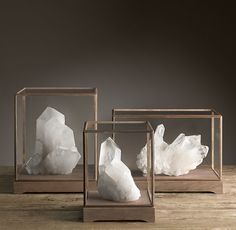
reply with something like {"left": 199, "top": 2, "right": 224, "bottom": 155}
{"left": 211, "top": 108, "right": 221, "bottom": 115}
{"left": 84, "top": 121, "right": 88, "bottom": 131}
{"left": 22, "top": 95, "right": 26, "bottom": 168}
{"left": 211, "top": 112, "right": 215, "bottom": 170}
{"left": 220, "top": 116, "right": 223, "bottom": 179}
{"left": 113, "top": 108, "right": 222, "bottom": 118}
{"left": 83, "top": 131, "right": 87, "bottom": 206}
{"left": 113, "top": 108, "right": 214, "bottom": 112}
{"left": 16, "top": 87, "right": 97, "bottom": 96}
{"left": 146, "top": 121, "right": 153, "bottom": 131}
{"left": 151, "top": 130, "right": 155, "bottom": 206}
{"left": 14, "top": 94, "right": 17, "bottom": 180}
{"left": 85, "top": 120, "right": 151, "bottom": 124}
{"left": 112, "top": 114, "right": 221, "bottom": 119}
{"left": 212, "top": 167, "right": 221, "bottom": 179}
{"left": 94, "top": 91, "right": 98, "bottom": 181}
{"left": 84, "top": 121, "right": 153, "bottom": 133}
{"left": 85, "top": 130, "right": 152, "bottom": 134}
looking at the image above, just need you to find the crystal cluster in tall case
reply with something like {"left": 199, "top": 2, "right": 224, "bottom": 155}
{"left": 83, "top": 121, "right": 155, "bottom": 222}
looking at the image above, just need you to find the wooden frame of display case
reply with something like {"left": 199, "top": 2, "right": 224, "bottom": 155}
{"left": 112, "top": 109, "right": 223, "bottom": 194}
{"left": 83, "top": 121, "right": 155, "bottom": 222}
{"left": 14, "top": 87, "right": 97, "bottom": 193}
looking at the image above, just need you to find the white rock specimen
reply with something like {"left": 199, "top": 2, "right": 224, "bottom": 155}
{"left": 36, "top": 106, "right": 65, "bottom": 148}
{"left": 42, "top": 146, "right": 80, "bottom": 174}
{"left": 25, "top": 107, "right": 81, "bottom": 175}
{"left": 98, "top": 137, "right": 141, "bottom": 202}
{"left": 137, "top": 124, "right": 209, "bottom": 176}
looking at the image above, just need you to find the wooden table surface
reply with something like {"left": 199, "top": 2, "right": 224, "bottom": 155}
{"left": 0, "top": 166, "right": 236, "bottom": 229}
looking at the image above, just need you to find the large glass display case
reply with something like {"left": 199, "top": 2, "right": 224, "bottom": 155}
{"left": 113, "top": 109, "right": 223, "bottom": 193}
{"left": 14, "top": 87, "right": 97, "bottom": 193}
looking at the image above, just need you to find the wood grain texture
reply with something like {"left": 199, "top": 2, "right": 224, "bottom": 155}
{"left": 83, "top": 207, "right": 155, "bottom": 222}
{"left": 1, "top": 166, "right": 236, "bottom": 229}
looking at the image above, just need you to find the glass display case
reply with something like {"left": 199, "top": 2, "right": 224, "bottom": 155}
{"left": 83, "top": 121, "right": 155, "bottom": 222}
{"left": 113, "top": 109, "right": 223, "bottom": 193}
{"left": 14, "top": 87, "right": 97, "bottom": 193}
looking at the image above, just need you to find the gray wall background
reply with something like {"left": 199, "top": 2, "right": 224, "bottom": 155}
{"left": 0, "top": 0, "right": 235, "bottom": 165}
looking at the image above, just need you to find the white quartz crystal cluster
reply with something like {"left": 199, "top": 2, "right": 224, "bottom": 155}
{"left": 137, "top": 124, "right": 209, "bottom": 176}
{"left": 25, "top": 107, "right": 81, "bottom": 175}
{"left": 98, "top": 137, "right": 141, "bottom": 202}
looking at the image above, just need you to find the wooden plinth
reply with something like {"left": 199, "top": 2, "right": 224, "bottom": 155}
{"left": 14, "top": 165, "right": 94, "bottom": 193}
{"left": 14, "top": 180, "right": 81, "bottom": 193}
{"left": 83, "top": 189, "right": 155, "bottom": 222}
{"left": 13, "top": 180, "right": 97, "bottom": 194}
{"left": 156, "top": 167, "right": 223, "bottom": 193}
{"left": 155, "top": 180, "right": 223, "bottom": 193}
{"left": 83, "top": 206, "right": 155, "bottom": 222}
{"left": 134, "top": 166, "right": 223, "bottom": 194}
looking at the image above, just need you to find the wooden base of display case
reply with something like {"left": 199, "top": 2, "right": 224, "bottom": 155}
{"left": 83, "top": 206, "right": 155, "bottom": 222}
{"left": 83, "top": 189, "right": 155, "bottom": 222}
{"left": 134, "top": 166, "right": 223, "bottom": 194}
{"left": 13, "top": 181, "right": 96, "bottom": 194}
{"left": 14, "top": 180, "right": 80, "bottom": 193}
{"left": 155, "top": 167, "right": 223, "bottom": 193}
{"left": 155, "top": 180, "right": 223, "bottom": 193}
{"left": 14, "top": 165, "right": 95, "bottom": 193}
{"left": 13, "top": 180, "right": 97, "bottom": 194}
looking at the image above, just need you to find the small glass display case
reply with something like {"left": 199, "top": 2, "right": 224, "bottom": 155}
{"left": 113, "top": 109, "right": 223, "bottom": 193}
{"left": 14, "top": 87, "right": 97, "bottom": 193}
{"left": 83, "top": 121, "right": 155, "bottom": 222}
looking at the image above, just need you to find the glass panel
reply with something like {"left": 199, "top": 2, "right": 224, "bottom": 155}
{"left": 113, "top": 110, "right": 221, "bottom": 181}
{"left": 84, "top": 122, "right": 154, "bottom": 207}
{"left": 15, "top": 89, "right": 96, "bottom": 182}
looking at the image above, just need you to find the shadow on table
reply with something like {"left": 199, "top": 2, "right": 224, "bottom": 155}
{"left": 47, "top": 208, "right": 83, "bottom": 222}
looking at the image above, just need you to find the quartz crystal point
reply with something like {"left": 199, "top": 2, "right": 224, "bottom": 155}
{"left": 98, "top": 137, "right": 141, "bottom": 202}
{"left": 25, "top": 107, "right": 81, "bottom": 175}
{"left": 137, "top": 124, "right": 209, "bottom": 176}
